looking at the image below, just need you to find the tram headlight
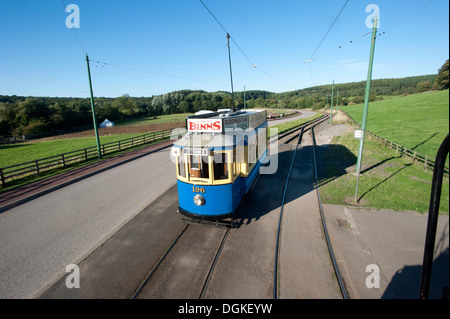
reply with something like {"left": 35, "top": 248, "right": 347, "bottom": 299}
{"left": 193, "top": 194, "right": 205, "bottom": 206}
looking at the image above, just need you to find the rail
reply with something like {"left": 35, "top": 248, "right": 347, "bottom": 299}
{"left": 0, "top": 128, "right": 177, "bottom": 186}
{"left": 340, "top": 110, "right": 449, "bottom": 175}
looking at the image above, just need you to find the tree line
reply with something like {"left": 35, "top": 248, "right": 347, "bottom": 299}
{"left": 0, "top": 61, "right": 448, "bottom": 139}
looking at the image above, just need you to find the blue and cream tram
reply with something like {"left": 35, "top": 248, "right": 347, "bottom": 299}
{"left": 171, "top": 109, "right": 268, "bottom": 220}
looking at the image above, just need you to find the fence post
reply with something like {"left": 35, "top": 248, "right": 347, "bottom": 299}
{"left": 35, "top": 160, "right": 40, "bottom": 176}
{"left": 61, "top": 154, "right": 66, "bottom": 168}
{"left": 424, "top": 156, "right": 428, "bottom": 171}
{"left": 0, "top": 168, "right": 5, "bottom": 186}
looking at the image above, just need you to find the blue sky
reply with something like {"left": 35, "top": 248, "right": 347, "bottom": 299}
{"left": 0, "top": 0, "right": 448, "bottom": 98}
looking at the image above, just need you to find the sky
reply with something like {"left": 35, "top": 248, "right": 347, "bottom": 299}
{"left": 0, "top": 0, "right": 448, "bottom": 98}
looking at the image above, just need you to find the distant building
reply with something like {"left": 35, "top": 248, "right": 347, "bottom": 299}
{"left": 100, "top": 119, "right": 114, "bottom": 128}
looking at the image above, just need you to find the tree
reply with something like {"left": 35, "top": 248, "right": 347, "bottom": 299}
{"left": 415, "top": 80, "right": 432, "bottom": 93}
{"left": 437, "top": 59, "right": 449, "bottom": 90}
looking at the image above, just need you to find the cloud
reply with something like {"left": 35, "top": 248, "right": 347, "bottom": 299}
{"left": 338, "top": 58, "right": 368, "bottom": 71}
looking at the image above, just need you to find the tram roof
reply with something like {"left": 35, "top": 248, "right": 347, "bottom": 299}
{"left": 186, "top": 109, "right": 267, "bottom": 134}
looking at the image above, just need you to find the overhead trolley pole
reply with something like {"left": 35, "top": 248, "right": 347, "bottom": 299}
{"left": 355, "top": 17, "right": 378, "bottom": 202}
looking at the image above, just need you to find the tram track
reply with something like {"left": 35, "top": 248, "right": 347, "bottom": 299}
{"left": 273, "top": 114, "right": 349, "bottom": 299}
{"left": 131, "top": 208, "right": 243, "bottom": 299}
{"left": 131, "top": 114, "right": 348, "bottom": 300}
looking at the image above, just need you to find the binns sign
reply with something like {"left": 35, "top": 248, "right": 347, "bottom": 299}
{"left": 187, "top": 119, "right": 223, "bottom": 133}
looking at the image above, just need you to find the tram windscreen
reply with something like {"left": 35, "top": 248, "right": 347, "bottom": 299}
{"left": 189, "top": 155, "right": 209, "bottom": 179}
{"left": 178, "top": 155, "right": 186, "bottom": 178}
{"left": 213, "top": 153, "right": 228, "bottom": 180}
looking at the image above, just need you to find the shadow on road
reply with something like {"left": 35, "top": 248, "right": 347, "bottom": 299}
{"left": 232, "top": 144, "right": 356, "bottom": 227}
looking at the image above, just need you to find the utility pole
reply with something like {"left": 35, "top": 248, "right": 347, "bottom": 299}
{"left": 243, "top": 85, "right": 247, "bottom": 110}
{"left": 330, "top": 80, "right": 334, "bottom": 124}
{"left": 355, "top": 17, "right": 378, "bottom": 202}
{"left": 86, "top": 54, "right": 102, "bottom": 159}
{"left": 226, "top": 33, "right": 236, "bottom": 112}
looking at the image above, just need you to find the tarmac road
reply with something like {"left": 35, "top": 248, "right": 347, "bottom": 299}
{"left": 0, "top": 146, "right": 176, "bottom": 298}
{"left": 1, "top": 111, "right": 447, "bottom": 299}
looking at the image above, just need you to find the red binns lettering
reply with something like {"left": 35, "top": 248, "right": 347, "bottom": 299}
{"left": 188, "top": 119, "right": 222, "bottom": 132}
{"left": 213, "top": 121, "right": 221, "bottom": 130}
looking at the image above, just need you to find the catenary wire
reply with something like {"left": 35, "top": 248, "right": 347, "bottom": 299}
{"left": 308, "top": 0, "right": 349, "bottom": 60}
{"left": 199, "top": 0, "right": 296, "bottom": 90}
{"left": 60, "top": 0, "right": 86, "bottom": 56}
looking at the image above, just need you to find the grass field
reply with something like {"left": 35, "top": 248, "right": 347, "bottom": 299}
{"left": 323, "top": 90, "right": 449, "bottom": 214}
{"left": 0, "top": 133, "right": 148, "bottom": 168}
{"left": 341, "top": 90, "right": 449, "bottom": 160}
{"left": 0, "top": 113, "right": 191, "bottom": 168}
{"left": 116, "top": 113, "right": 193, "bottom": 126}
{"left": 319, "top": 128, "right": 449, "bottom": 214}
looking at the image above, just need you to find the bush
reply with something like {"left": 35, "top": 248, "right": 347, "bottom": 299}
{"left": 22, "top": 120, "right": 48, "bottom": 135}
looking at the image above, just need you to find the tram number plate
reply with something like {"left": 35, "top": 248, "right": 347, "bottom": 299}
{"left": 192, "top": 187, "right": 206, "bottom": 193}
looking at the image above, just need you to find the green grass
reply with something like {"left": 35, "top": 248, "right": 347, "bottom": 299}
{"left": 0, "top": 136, "right": 168, "bottom": 193}
{"left": 319, "top": 129, "right": 449, "bottom": 214}
{"left": 0, "top": 133, "right": 149, "bottom": 168}
{"left": 341, "top": 90, "right": 449, "bottom": 160}
{"left": 116, "top": 113, "right": 193, "bottom": 126}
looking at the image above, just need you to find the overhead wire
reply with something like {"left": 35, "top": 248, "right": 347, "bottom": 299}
{"left": 304, "top": 0, "right": 349, "bottom": 86}
{"left": 382, "top": 0, "right": 434, "bottom": 34}
{"left": 60, "top": 0, "right": 86, "bottom": 56}
{"left": 337, "top": 0, "right": 435, "bottom": 49}
{"left": 308, "top": 0, "right": 350, "bottom": 60}
{"left": 59, "top": 1, "right": 226, "bottom": 89}
{"left": 199, "top": 0, "right": 296, "bottom": 90}
{"left": 91, "top": 60, "right": 225, "bottom": 86}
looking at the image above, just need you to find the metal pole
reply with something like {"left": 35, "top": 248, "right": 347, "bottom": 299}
{"left": 330, "top": 80, "right": 334, "bottom": 124}
{"left": 355, "top": 17, "right": 377, "bottom": 202}
{"left": 226, "top": 33, "right": 236, "bottom": 112}
{"left": 86, "top": 54, "right": 102, "bottom": 159}
{"left": 419, "top": 134, "right": 449, "bottom": 299}
{"left": 243, "top": 85, "right": 246, "bottom": 110}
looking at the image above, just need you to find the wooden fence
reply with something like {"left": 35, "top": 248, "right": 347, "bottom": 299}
{"left": 340, "top": 110, "right": 449, "bottom": 175}
{"left": 0, "top": 128, "right": 181, "bottom": 186}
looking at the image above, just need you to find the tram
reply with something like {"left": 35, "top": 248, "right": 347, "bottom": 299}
{"left": 171, "top": 109, "right": 268, "bottom": 220}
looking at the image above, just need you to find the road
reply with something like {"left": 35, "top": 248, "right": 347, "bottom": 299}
{"left": 2, "top": 110, "right": 446, "bottom": 299}
{"left": 0, "top": 147, "right": 176, "bottom": 298}
{"left": 0, "top": 111, "right": 317, "bottom": 299}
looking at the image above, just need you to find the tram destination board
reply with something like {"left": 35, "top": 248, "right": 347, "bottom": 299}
{"left": 183, "top": 148, "right": 210, "bottom": 156}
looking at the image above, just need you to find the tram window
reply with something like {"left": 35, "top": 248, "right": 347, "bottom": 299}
{"left": 178, "top": 155, "right": 186, "bottom": 178}
{"left": 213, "top": 153, "right": 228, "bottom": 180}
{"left": 189, "top": 155, "right": 209, "bottom": 179}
